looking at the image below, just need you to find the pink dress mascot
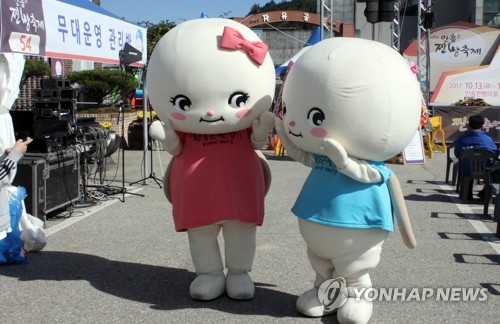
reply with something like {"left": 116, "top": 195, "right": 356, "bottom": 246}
{"left": 147, "top": 18, "right": 275, "bottom": 301}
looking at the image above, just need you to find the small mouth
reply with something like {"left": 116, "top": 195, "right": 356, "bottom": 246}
{"left": 288, "top": 129, "right": 303, "bottom": 138}
{"left": 200, "top": 116, "right": 225, "bottom": 123}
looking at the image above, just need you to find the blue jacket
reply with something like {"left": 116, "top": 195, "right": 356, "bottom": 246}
{"left": 453, "top": 130, "right": 498, "bottom": 158}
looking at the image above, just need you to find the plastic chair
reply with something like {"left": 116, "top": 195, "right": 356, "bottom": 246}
{"left": 490, "top": 183, "right": 500, "bottom": 238}
{"left": 458, "top": 148, "right": 499, "bottom": 203}
{"left": 425, "top": 116, "right": 446, "bottom": 158}
{"left": 483, "top": 161, "right": 500, "bottom": 216}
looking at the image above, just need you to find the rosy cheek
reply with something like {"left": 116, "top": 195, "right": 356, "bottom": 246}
{"left": 311, "top": 127, "right": 328, "bottom": 138}
{"left": 235, "top": 109, "right": 251, "bottom": 119}
{"left": 171, "top": 112, "right": 187, "bottom": 121}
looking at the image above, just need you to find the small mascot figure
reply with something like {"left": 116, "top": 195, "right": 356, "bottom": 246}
{"left": 275, "top": 38, "right": 420, "bottom": 323}
{"left": 147, "top": 18, "right": 275, "bottom": 301}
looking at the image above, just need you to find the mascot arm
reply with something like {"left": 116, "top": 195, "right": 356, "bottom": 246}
{"left": 388, "top": 175, "right": 417, "bottom": 249}
{"left": 149, "top": 120, "right": 182, "bottom": 156}
{"left": 322, "top": 138, "right": 382, "bottom": 183}
{"left": 274, "top": 117, "right": 314, "bottom": 167}
{"left": 251, "top": 111, "right": 275, "bottom": 149}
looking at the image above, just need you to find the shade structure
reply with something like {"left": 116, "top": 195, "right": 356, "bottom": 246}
{"left": 0, "top": 0, "right": 147, "bottom": 66}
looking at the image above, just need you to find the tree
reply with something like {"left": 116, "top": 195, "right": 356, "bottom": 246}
{"left": 247, "top": 0, "right": 317, "bottom": 29}
{"left": 248, "top": 0, "right": 316, "bottom": 16}
{"left": 67, "top": 69, "right": 139, "bottom": 107}
{"left": 20, "top": 57, "right": 51, "bottom": 88}
{"left": 137, "top": 20, "right": 176, "bottom": 60}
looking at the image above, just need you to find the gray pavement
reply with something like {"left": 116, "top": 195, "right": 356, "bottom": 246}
{"left": 1, "top": 147, "right": 499, "bottom": 323}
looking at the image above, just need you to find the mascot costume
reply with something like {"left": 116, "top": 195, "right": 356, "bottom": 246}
{"left": 147, "top": 18, "right": 275, "bottom": 301}
{"left": 275, "top": 38, "right": 420, "bottom": 323}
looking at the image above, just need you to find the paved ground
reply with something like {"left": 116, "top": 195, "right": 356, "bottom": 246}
{"left": 1, "top": 147, "right": 499, "bottom": 323}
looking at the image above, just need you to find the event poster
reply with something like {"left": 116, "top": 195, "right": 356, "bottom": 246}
{"left": 433, "top": 105, "right": 500, "bottom": 143}
{"left": 0, "top": 0, "right": 47, "bottom": 56}
{"left": 0, "top": 0, "right": 147, "bottom": 66}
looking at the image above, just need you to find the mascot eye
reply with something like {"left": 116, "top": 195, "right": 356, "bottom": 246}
{"left": 307, "top": 108, "right": 325, "bottom": 126}
{"left": 170, "top": 95, "right": 192, "bottom": 111}
{"left": 228, "top": 92, "right": 249, "bottom": 108}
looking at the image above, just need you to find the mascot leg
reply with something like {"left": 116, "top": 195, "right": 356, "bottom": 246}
{"left": 332, "top": 242, "right": 385, "bottom": 324}
{"left": 223, "top": 220, "right": 256, "bottom": 300}
{"left": 187, "top": 224, "right": 225, "bottom": 300}
{"left": 296, "top": 247, "right": 335, "bottom": 317}
{"left": 297, "top": 218, "right": 387, "bottom": 324}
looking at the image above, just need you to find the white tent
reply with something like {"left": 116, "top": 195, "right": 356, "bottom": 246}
{"left": 0, "top": 0, "right": 147, "bottom": 66}
{"left": 0, "top": 0, "right": 150, "bottom": 180}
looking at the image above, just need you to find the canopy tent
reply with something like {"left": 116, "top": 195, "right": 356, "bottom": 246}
{"left": 275, "top": 26, "right": 321, "bottom": 74}
{"left": 0, "top": 0, "right": 151, "bottom": 184}
{"left": 0, "top": 0, "right": 147, "bottom": 66}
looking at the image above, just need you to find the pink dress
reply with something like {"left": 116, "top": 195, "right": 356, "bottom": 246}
{"left": 170, "top": 129, "right": 265, "bottom": 232}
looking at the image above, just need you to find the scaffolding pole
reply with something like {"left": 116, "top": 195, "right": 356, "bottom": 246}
{"left": 417, "top": 0, "right": 432, "bottom": 106}
{"left": 391, "top": 0, "right": 401, "bottom": 52}
{"left": 318, "top": 0, "right": 334, "bottom": 40}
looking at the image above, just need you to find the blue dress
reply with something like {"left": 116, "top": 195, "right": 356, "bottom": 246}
{"left": 292, "top": 154, "right": 394, "bottom": 231}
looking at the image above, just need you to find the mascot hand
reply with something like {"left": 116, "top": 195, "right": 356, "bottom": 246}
{"left": 322, "top": 138, "right": 382, "bottom": 183}
{"left": 275, "top": 117, "right": 314, "bottom": 167}
{"left": 149, "top": 120, "right": 182, "bottom": 156}
{"left": 251, "top": 111, "right": 275, "bottom": 149}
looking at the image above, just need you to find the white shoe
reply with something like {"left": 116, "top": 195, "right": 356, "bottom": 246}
{"left": 189, "top": 271, "right": 225, "bottom": 300}
{"left": 337, "top": 297, "right": 372, "bottom": 324}
{"left": 226, "top": 271, "right": 255, "bottom": 300}
{"left": 296, "top": 288, "right": 336, "bottom": 317}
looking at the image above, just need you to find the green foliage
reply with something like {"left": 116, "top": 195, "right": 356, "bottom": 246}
{"left": 67, "top": 69, "right": 139, "bottom": 107}
{"left": 247, "top": 0, "right": 317, "bottom": 29}
{"left": 20, "top": 58, "right": 51, "bottom": 87}
{"left": 137, "top": 20, "right": 176, "bottom": 60}
{"left": 248, "top": 0, "right": 317, "bottom": 15}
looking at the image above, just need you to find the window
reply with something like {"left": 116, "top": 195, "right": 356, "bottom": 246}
{"left": 484, "top": 0, "right": 500, "bottom": 26}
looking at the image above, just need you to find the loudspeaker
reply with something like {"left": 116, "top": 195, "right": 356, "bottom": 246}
{"left": 12, "top": 149, "right": 80, "bottom": 222}
{"left": 12, "top": 157, "right": 46, "bottom": 222}
{"left": 40, "top": 78, "right": 70, "bottom": 89}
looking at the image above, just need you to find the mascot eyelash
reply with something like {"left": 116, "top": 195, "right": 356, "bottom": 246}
{"left": 228, "top": 92, "right": 249, "bottom": 107}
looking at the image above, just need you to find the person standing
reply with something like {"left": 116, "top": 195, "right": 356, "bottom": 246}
{"left": 0, "top": 112, "right": 32, "bottom": 239}
{"left": 0, "top": 53, "right": 29, "bottom": 240}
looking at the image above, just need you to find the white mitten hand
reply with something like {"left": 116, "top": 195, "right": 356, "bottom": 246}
{"left": 149, "top": 120, "right": 182, "bottom": 155}
{"left": 274, "top": 117, "right": 314, "bottom": 167}
{"left": 251, "top": 111, "right": 275, "bottom": 149}
{"left": 322, "top": 138, "right": 381, "bottom": 183}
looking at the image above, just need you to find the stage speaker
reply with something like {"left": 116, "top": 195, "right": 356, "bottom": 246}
{"left": 12, "top": 149, "right": 80, "bottom": 222}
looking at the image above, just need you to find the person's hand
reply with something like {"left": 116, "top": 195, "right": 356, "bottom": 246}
{"left": 10, "top": 138, "right": 33, "bottom": 156}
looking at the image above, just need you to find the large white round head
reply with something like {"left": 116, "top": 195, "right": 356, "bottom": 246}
{"left": 147, "top": 18, "right": 275, "bottom": 134}
{"left": 282, "top": 38, "right": 422, "bottom": 161}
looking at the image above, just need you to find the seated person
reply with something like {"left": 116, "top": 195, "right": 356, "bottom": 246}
{"left": 453, "top": 115, "right": 499, "bottom": 199}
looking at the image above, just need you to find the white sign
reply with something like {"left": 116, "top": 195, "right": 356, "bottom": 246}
{"left": 403, "top": 128, "right": 426, "bottom": 164}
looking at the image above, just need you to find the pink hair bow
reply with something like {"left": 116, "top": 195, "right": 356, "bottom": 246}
{"left": 220, "top": 26, "right": 269, "bottom": 66}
